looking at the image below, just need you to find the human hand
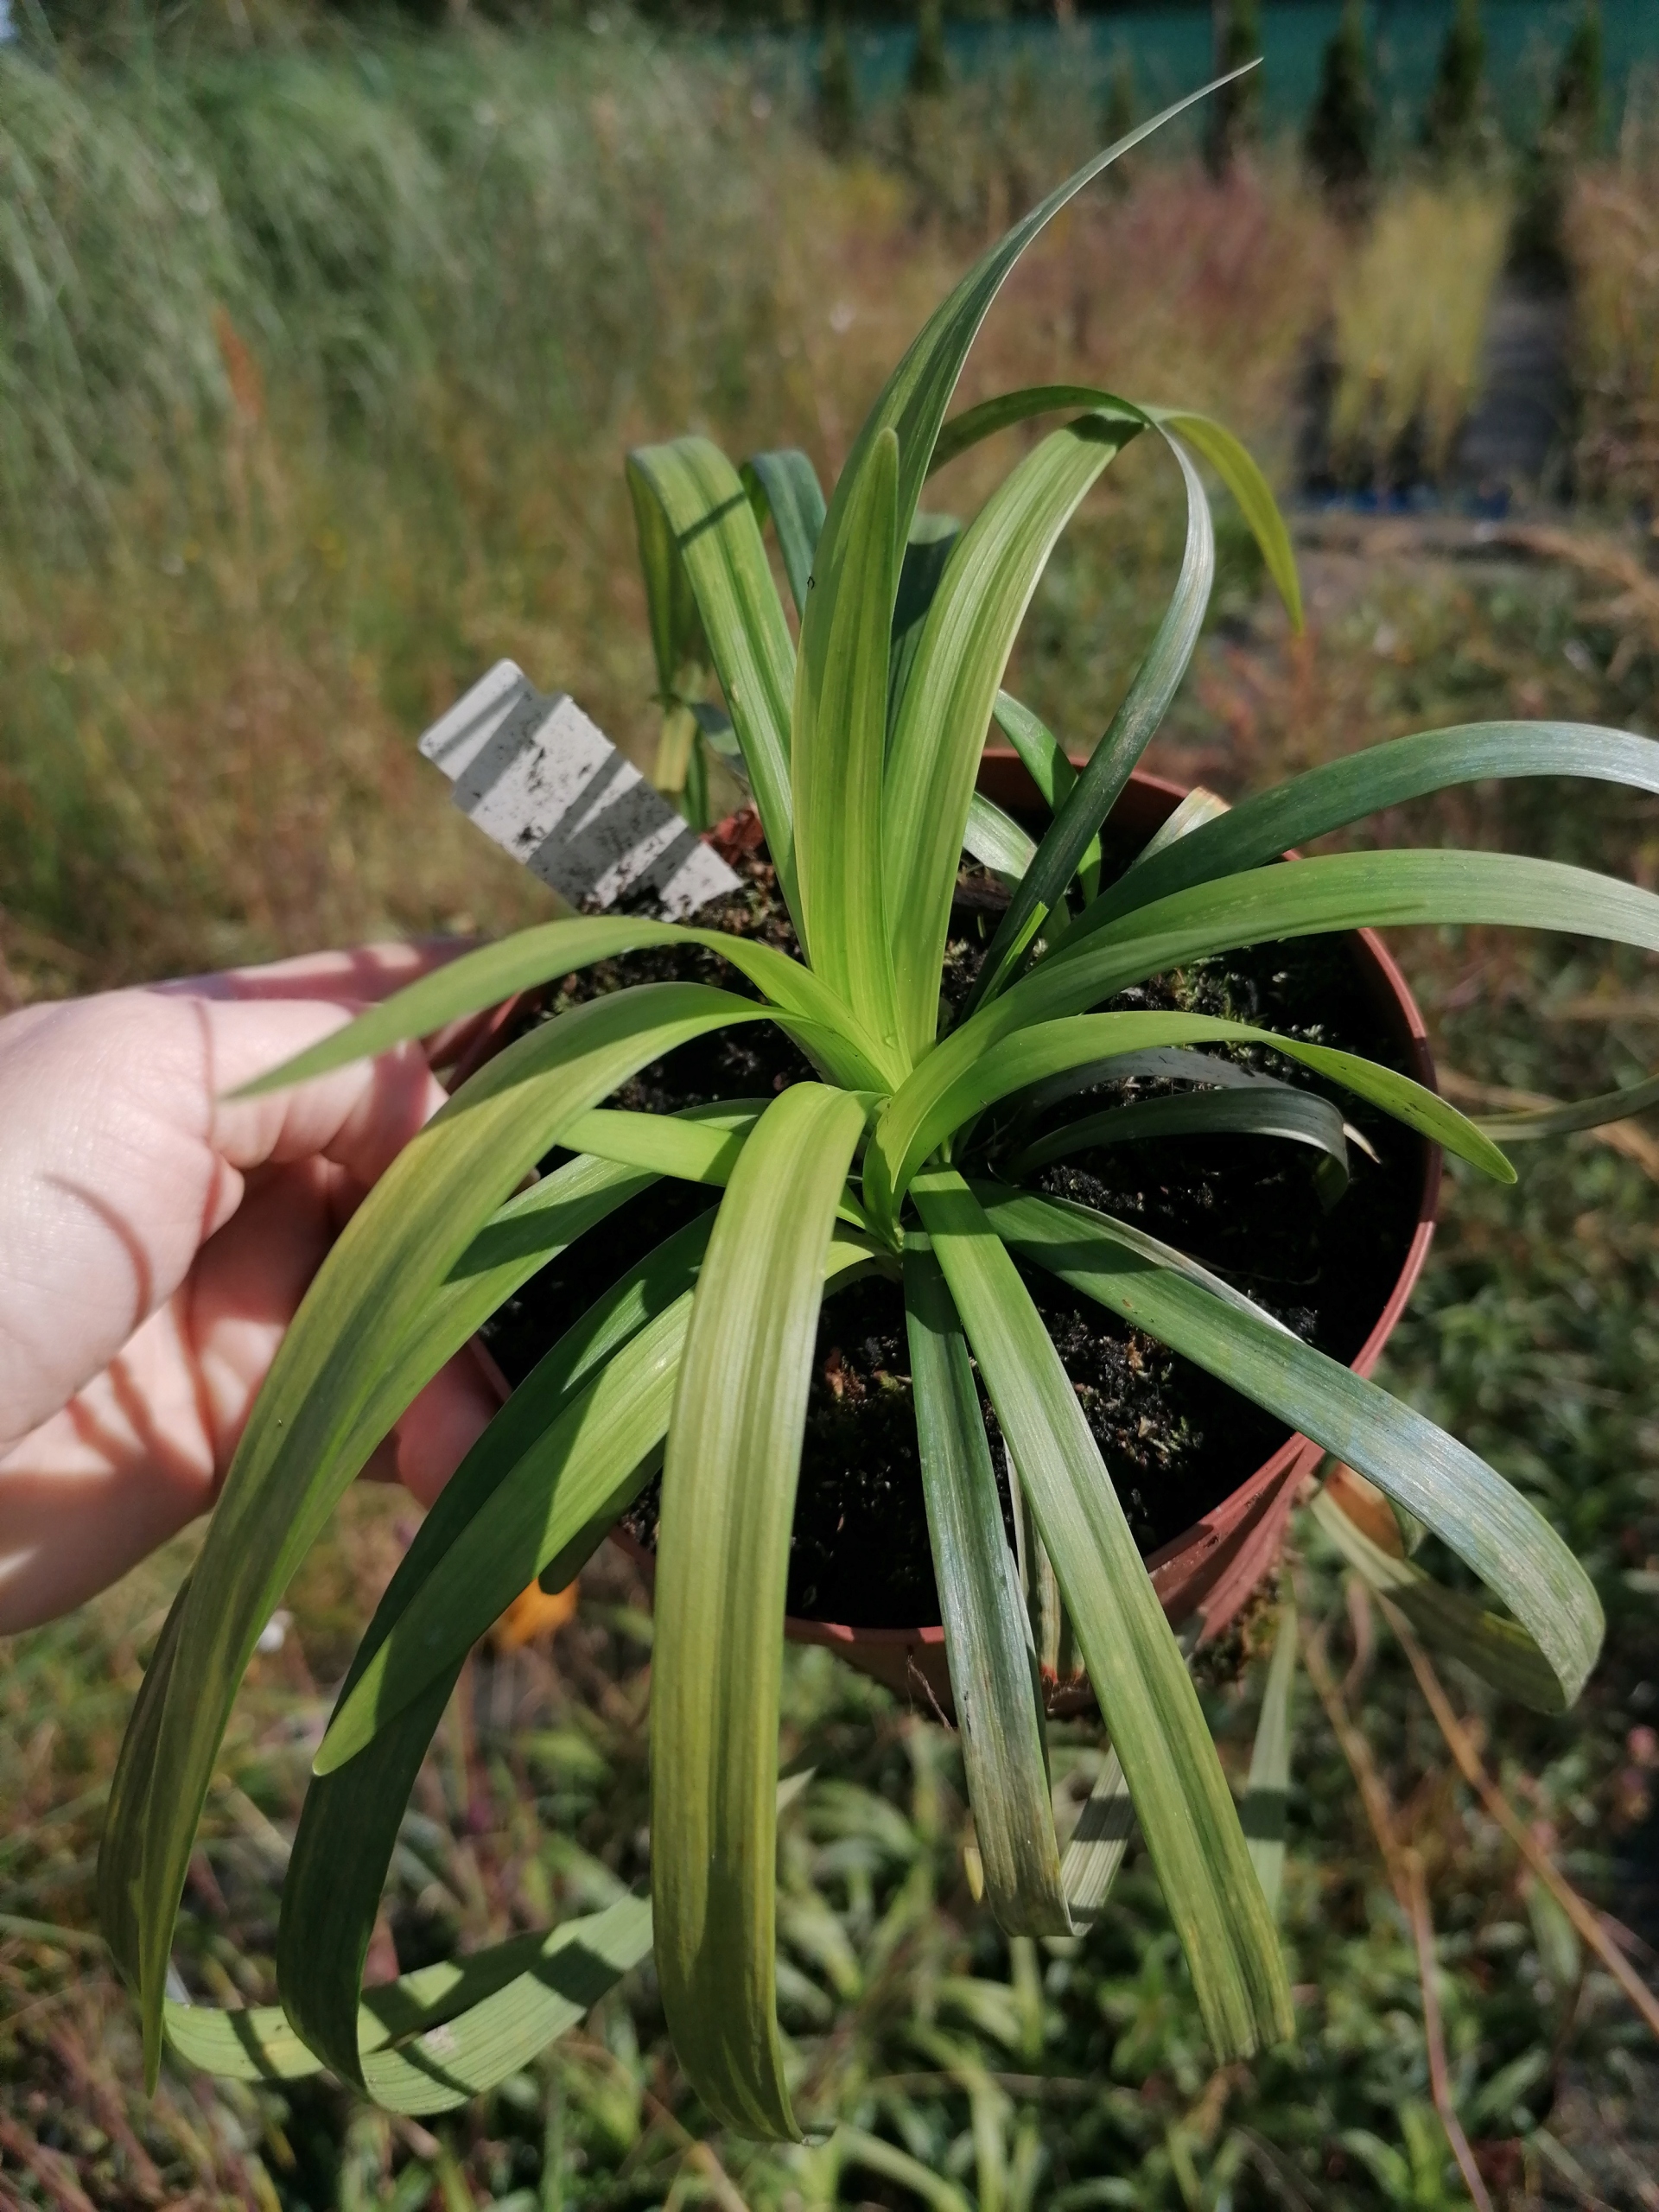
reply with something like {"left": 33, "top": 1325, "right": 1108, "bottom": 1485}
{"left": 0, "top": 947, "right": 503, "bottom": 1633}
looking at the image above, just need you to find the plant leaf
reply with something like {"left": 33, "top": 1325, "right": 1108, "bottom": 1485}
{"left": 889, "top": 514, "right": 962, "bottom": 734}
{"left": 992, "top": 691, "right": 1074, "bottom": 810}
{"left": 1127, "top": 785, "right": 1233, "bottom": 872}
{"left": 99, "top": 982, "right": 771, "bottom": 2082}
{"left": 904, "top": 1230, "right": 1071, "bottom": 1936}
{"left": 290, "top": 1626, "right": 652, "bottom": 2109}
{"left": 1002, "top": 1041, "right": 1319, "bottom": 1135}
{"left": 963, "top": 792, "right": 1037, "bottom": 887}
{"left": 561, "top": 1103, "right": 761, "bottom": 1185}
{"left": 1153, "top": 411, "right": 1300, "bottom": 629}
{"left": 167, "top": 1894, "right": 653, "bottom": 2112}
{"left": 965, "top": 429, "right": 1213, "bottom": 1015}
{"left": 1241, "top": 1605, "right": 1298, "bottom": 1916}
{"left": 931, "top": 392, "right": 1300, "bottom": 630}
{"left": 652, "top": 1086, "right": 872, "bottom": 2140}
{"left": 314, "top": 1226, "right": 713, "bottom": 1777}
{"left": 976, "top": 1182, "right": 1599, "bottom": 1711}
{"left": 1309, "top": 1486, "right": 1564, "bottom": 1709}
{"left": 1039, "top": 849, "right": 1659, "bottom": 1012}
{"left": 1060, "top": 1746, "right": 1135, "bottom": 1923}
{"left": 232, "top": 913, "right": 893, "bottom": 1097}
{"left": 912, "top": 1168, "right": 1291, "bottom": 2058}
{"left": 908, "top": 848, "right": 1659, "bottom": 1161}
{"left": 883, "top": 417, "right": 1136, "bottom": 1060}
{"left": 791, "top": 425, "right": 902, "bottom": 1042}
{"left": 1476, "top": 1069, "right": 1659, "bottom": 1141}
{"left": 867, "top": 1007, "right": 1508, "bottom": 1237}
{"left": 629, "top": 456, "right": 706, "bottom": 696}
{"left": 805, "top": 73, "right": 1245, "bottom": 605}
{"left": 355, "top": 1897, "right": 653, "bottom": 2114}
{"left": 929, "top": 385, "right": 1144, "bottom": 475}
{"left": 991, "top": 691, "right": 1103, "bottom": 898}
{"left": 1009, "top": 1083, "right": 1351, "bottom": 1200}
{"left": 295, "top": 1220, "right": 879, "bottom": 2097}
{"left": 97, "top": 1144, "right": 657, "bottom": 2005}
{"left": 626, "top": 440, "right": 801, "bottom": 925}
{"left": 742, "top": 448, "right": 826, "bottom": 620}
{"left": 1080, "top": 722, "right": 1659, "bottom": 939}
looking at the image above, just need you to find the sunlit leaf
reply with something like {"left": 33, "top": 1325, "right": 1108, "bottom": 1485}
{"left": 883, "top": 417, "right": 1135, "bottom": 1058}
{"left": 905, "top": 1230, "right": 1071, "bottom": 1936}
{"left": 99, "top": 982, "right": 772, "bottom": 2080}
{"left": 1082, "top": 722, "right": 1659, "bottom": 938}
{"left": 792, "top": 425, "right": 902, "bottom": 1042}
{"left": 232, "top": 912, "right": 892, "bottom": 1097}
{"left": 979, "top": 1182, "right": 1599, "bottom": 1711}
{"left": 1309, "top": 1485, "right": 1564, "bottom": 1709}
{"left": 561, "top": 1103, "right": 760, "bottom": 1185}
{"left": 1241, "top": 1605, "right": 1298, "bottom": 1915}
{"left": 626, "top": 439, "right": 801, "bottom": 922}
{"left": 866, "top": 1007, "right": 1508, "bottom": 1237}
{"left": 966, "top": 430, "right": 1213, "bottom": 1014}
{"left": 1060, "top": 1745, "right": 1135, "bottom": 1924}
{"left": 963, "top": 792, "right": 1037, "bottom": 887}
{"left": 913, "top": 1167, "right": 1292, "bottom": 2059}
{"left": 743, "top": 448, "right": 826, "bottom": 620}
{"left": 652, "top": 1088, "right": 875, "bottom": 2139}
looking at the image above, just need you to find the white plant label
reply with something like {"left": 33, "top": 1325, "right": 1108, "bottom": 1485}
{"left": 420, "top": 659, "right": 741, "bottom": 918}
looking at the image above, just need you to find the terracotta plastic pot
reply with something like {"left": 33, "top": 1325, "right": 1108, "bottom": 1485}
{"left": 770, "top": 753, "right": 1441, "bottom": 1713}
{"left": 473, "top": 756, "right": 1440, "bottom": 1713}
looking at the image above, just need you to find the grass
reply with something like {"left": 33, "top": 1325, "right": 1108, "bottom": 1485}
{"left": 1567, "top": 94, "right": 1659, "bottom": 513}
{"left": 5, "top": 20, "right": 1659, "bottom": 2206}
{"left": 0, "top": 28, "right": 1334, "bottom": 1000}
{"left": 1327, "top": 179, "right": 1512, "bottom": 490}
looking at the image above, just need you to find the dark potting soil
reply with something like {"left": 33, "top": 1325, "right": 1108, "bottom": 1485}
{"left": 480, "top": 815, "right": 1424, "bottom": 1630}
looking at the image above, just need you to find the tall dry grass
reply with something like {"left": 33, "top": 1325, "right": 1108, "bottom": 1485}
{"left": 1327, "top": 177, "right": 1512, "bottom": 488}
{"left": 1567, "top": 81, "right": 1659, "bottom": 511}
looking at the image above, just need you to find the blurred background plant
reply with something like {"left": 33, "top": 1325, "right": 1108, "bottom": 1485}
{"left": 1205, "top": 0, "right": 1262, "bottom": 178}
{"left": 6, "top": 1, "right": 1659, "bottom": 2202}
{"left": 1567, "top": 79, "right": 1659, "bottom": 511}
{"left": 1326, "top": 179, "right": 1513, "bottom": 489}
{"left": 1304, "top": 0, "right": 1374, "bottom": 211}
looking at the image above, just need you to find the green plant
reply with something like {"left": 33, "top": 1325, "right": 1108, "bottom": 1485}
{"left": 1567, "top": 115, "right": 1659, "bottom": 507}
{"left": 1421, "top": 0, "right": 1486, "bottom": 161}
{"left": 1305, "top": 0, "right": 1375, "bottom": 205}
{"left": 1516, "top": 0, "right": 1605, "bottom": 277}
{"left": 1328, "top": 179, "right": 1510, "bottom": 485}
{"left": 1550, "top": 0, "right": 1604, "bottom": 150}
{"left": 817, "top": 19, "right": 857, "bottom": 156}
{"left": 906, "top": 0, "right": 948, "bottom": 103}
{"left": 97, "top": 82, "right": 1659, "bottom": 2150}
{"left": 1205, "top": 0, "right": 1261, "bottom": 177}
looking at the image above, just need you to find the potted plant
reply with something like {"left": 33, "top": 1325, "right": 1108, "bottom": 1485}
{"left": 480, "top": 755, "right": 1442, "bottom": 1728}
{"left": 102, "top": 84, "right": 1659, "bottom": 2137}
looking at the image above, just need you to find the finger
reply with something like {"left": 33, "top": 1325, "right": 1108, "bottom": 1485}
{"left": 0, "top": 1294, "right": 219, "bottom": 1632}
{"left": 194, "top": 1001, "right": 449, "bottom": 1186}
{"left": 0, "top": 992, "right": 443, "bottom": 1452}
{"left": 0, "top": 1161, "right": 503, "bottom": 1630}
{"left": 153, "top": 938, "right": 477, "bottom": 1011}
